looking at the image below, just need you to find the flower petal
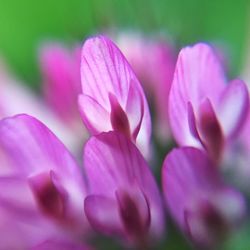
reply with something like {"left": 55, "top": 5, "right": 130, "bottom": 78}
{"left": 116, "top": 188, "right": 150, "bottom": 238}
{"left": 198, "top": 98, "right": 224, "bottom": 162}
{"left": 217, "top": 79, "right": 249, "bottom": 139}
{"left": 0, "top": 114, "right": 84, "bottom": 188}
{"left": 83, "top": 131, "right": 164, "bottom": 238}
{"left": 0, "top": 115, "right": 87, "bottom": 231}
{"left": 169, "top": 43, "right": 226, "bottom": 147}
{"left": 32, "top": 239, "right": 91, "bottom": 250}
{"left": 117, "top": 32, "right": 175, "bottom": 142}
{"left": 39, "top": 44, "right": 81, "bottom": 123}
{"left": 78, "top": 94, "right": 111, "bottom": 134}
{"left": 0, "top": 176, "right": 61, "bottom": 249}
{"left": 162, "top": 147, "right": 221, "bottom": 229}
{"left": 162, "top": 147, "right": 245, "bottom": 247}
{"left": 84, "top": 194, "right": 123, "bottom": 236}
{"left": 28, "top": 171, "right": 67, "bottom": 219}
{"left": 0, "top": 68, "right": 79, "bottom": 153}
{"left": 0, "top": 175, "right": 38, "bottom": 218}
{"left": 80, "top": 35, "right": 151, "bottom": 157}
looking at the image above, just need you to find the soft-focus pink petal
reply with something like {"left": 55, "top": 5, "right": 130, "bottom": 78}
{"left": 217, "top": 79, "right": 249, "bottom": 139}
{"left": 117, "top": 32, "right": 175, "bottom": 142}
{"left": 0, "top": 115, "right": 87, "bottom": 232}
{"left": 125, "top": 81, "right": 145, "bottom": 143}
{"left": 0, "top": 176, "right": 63, "bottom": 249}
{"left": 0, "top": 115, "right": 84, "bottom": 187}
{"left": 162, "top": 147, "right": 245, "bottom": 246}
{"left": 187, "top": 102, "right": 203, "bottom": 144}
{"left": 116, "top": 188, "right": 150, "bottom": 238}
{"left": 28, "top": 171, "right": 67, "bottom": 219}
{"left": 84, "top": 131, "right": 165, "bottom": 238}
{"left": 169, "top": 43, "right": 226, "bottom": 147}
{"left": 198, "top": 98, "right": 224, "bottom": 162}
{"left": 32, "top": 239, "right": 91, "bottom": 250}
{"left": 80, "top": 35, "right": 151, "bottom": 157}
{"left": 78, "top": 94, "right": 111, "bottom": 134}
{"left": 39, "top": 44, "right": 81, "bottom": 124}
{"left": 81, "top": 35, "right": 135, "bottom": 108}
{"left": 0, "top": 68, "right": 81, "bottom": 153}
{"left": 84, "top": 194, "right": 123, "bottom": 236}
{"left": 162, "top": 147, "right": 220, "bottom": 229}
{"left": 109, "top": 92, "right": 131, "bottom": 138}
{"left": 0, "top": 176, "right": 38, "bottom": 218}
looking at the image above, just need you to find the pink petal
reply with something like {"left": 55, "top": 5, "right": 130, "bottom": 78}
{"left": 162, "top": 147, "right": 245, "bottom": 246}
{"left": 187, "top": 102, "right": 203, "bottom": 142}
{"left": 0, "top": 176, "right": 38, "bottom": 218}
{"left": 81, "top": 35, "right": 134, "bottom": 108}
{"left": 109, "top": 92, "right": 131, "bottom": 138}
{"left": 0, "top": 115, "right": 87, "bottom": 231}
{"left": 125, "top": 81, "right": 149, "bottom": 154}
{"left": 84, "top": 194, "right": 123, "bottom": 236}
{"left": 78, "top": 94, "right": 111, "bottom": 134}
{"left": 217, "top": 79, "right": 249, "bottom": 139}
{"left": 169, "top": 43, "right": 226, "bottom": 147}
{"left": 0, "top": 72, "right": 78, "bottom": 152}
{"left": 0, "top": 176, "right": 62, "bottom": 249}
{"left": 32, "top": 239, "right": 91, "bottom": 250}
{"left": 0, "top": 114, "right": 85, "bottom": 189}
{"left": 28, "top": 171, "right": 67, "bottom": 219}
{"left": 83, "top": 131, "right": 165, "bottom": 238}
{"left": 162, "top": 147, "right": 221, "bottom": 229}
{"left": 80, "top": 35, "right": 151, "bottom": 156}
{"left": 116, "top": 188, "right": 150, "bottom": 238}
{"left": 117, "top": 33, "right": 176, "bottom": 142}
{"left": 39, "top": 44, "right": 81, "bottom": 124}
{"left": 198, "top": 98, "right": 224, "bottom": 162}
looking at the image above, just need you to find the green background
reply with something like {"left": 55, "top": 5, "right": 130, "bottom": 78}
{"left": 0, "top": 0, "right": 249, "bottom": 88}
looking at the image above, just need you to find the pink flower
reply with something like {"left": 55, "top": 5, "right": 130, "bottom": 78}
{"left": 0, "top": 115, "right": 89, "bottom": 249}
{"left": 168, "top": 43, "right": 249, "bottom": 163}
{"left": 117, "top": 32, "right": 176, "bottom": 143}
{"left": 83, "top": 131, "right": 165, "bottom": 246}
{"left": 79, "top": 35, "right": 151, "bottom": 157}
{"left": 0, "top": 58, "right": 80, "bottom": 153}
{"left": 39, "top": 44, "right": 82, "bottom": 128}
{"left": 162, "top": 147, "right": 245, "bottom": 248}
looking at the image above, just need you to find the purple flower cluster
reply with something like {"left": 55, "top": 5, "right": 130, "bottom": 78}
{"left": 0, "top": 34, "right": 249, "bottom": 250}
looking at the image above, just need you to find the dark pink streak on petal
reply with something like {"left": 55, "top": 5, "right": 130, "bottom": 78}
{"left": 116, "top": 188, "right": 150, "bottom": 239}
{"left": 198, "top": 99, "right": 224, "bottom": 163}
{"left": 109, "top": 93, "right": 131, "bottom": 138}
{"left": 29, "top": 172, "right": 66, "bottom": 219}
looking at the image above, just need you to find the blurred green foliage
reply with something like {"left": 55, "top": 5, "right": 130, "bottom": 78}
{"left": 0, "top": 0, "right": 249, "bottom": 88}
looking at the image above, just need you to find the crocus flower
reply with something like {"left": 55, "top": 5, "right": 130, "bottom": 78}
{"left": 168, "top": 43, "right": 249, "bottom": 163}
{"left": 0, "top": 115, "right": 89, "bottom": 249}
{"left": 117, "top": 32, "right": 176, "bottom": 143}
{"left": 162, "top": 147, "right": 245, "bottom": 249}
{"left": 83, "top": 131, "right": 165, "bottom": 247}
{"left": 79, "top": 35, "right": 151, "bottom": 157}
